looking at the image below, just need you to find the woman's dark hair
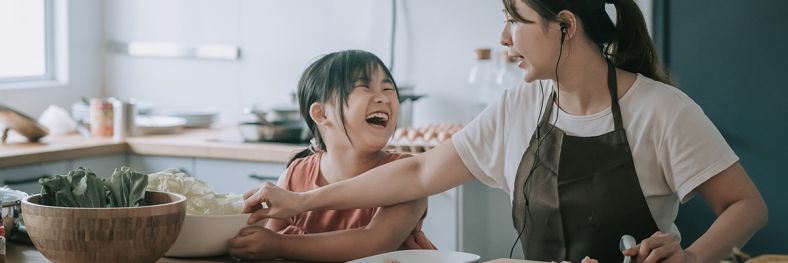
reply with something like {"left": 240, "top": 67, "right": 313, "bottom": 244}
{"left": 287, "top": 50, "right": 398, "bottom": 167}
{"left": 503, "top": 0, "right": 672, "bottom": 84}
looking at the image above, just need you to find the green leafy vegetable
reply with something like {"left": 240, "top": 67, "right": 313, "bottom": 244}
{"left": 105, "top": 166, "right": 148, "bottom": 207}
{"left": 39, "top": 166, "right": 148, "bottom": 208}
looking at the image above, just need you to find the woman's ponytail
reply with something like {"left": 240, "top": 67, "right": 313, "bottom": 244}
{"left": 606, "top": 0, "right": 672, "bottom": 84}
{"left": 507, "top": 0, "right": 672, "bottom": 84}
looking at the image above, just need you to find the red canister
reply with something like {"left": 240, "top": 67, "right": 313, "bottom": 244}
{"left": 90, "top": 98, "right": 113, "bottom": 137}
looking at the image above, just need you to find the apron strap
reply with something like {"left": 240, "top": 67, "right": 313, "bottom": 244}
{"left": 607, "top": 61, "right": 624, "bottom": 131}
{"left": 538, "top": 92, "right": 556, "bottom": 128}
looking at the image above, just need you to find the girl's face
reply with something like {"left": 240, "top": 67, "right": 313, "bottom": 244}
{"left": 500, "top": 0, "right": 564, "bottom": 83}
{"left": 324, "top": 66, "right": 399, "bottom": 152}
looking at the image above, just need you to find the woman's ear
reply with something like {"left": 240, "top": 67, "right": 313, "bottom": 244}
{"left": 309, "top": 102, "right": 331, "bottom": 126}
{"left": 556, "top": 10, "right": 578, "bottom": 40}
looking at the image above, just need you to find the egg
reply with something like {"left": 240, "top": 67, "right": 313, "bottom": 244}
{"left": 422, "top": 130, "right": 437, "bottom": 141}
{"left": 407, "top": 129, "right": 423, "bottom": 141}
{"left": 394, "top": 127, "right": 409, "bottom": 140}
{"left": 437, "top": 131, "right": 451, "bottom": 142}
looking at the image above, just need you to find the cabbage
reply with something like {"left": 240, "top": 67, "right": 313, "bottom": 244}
{"left": 146, "top": 169, "right": 244, "bottom": 215}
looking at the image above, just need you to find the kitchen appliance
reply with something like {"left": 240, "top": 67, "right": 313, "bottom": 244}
{"left": 240, "top": 104, "right": 310, "bottom": 143}
{"left": 0, "top": 103, "right": 49, "bottom": 143}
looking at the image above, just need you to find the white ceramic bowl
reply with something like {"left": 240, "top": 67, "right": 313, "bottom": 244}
{"left": 165, "top": 213, "right": 261, "bottom": 258}
{"left": 349, "top": 250, "right": 481, "bottom": 263}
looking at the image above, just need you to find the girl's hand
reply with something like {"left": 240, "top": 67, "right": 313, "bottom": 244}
{"left": 623, "top": 231, "right": 698, "bottom": 263}
{"left": 242, "top": 181, "right": 305, "bottom": 224}
{"left": 228, "top": 226, "right": 281, "bottom": 260}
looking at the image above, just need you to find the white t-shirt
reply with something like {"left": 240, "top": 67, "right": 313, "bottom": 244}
{"left": 452, "top": 74, "right": 738, "bottom": 240}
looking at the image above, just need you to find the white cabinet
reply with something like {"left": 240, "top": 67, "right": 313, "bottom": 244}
{"left": 128, "top": 154, "right": 195, "bottom": 175}
{"left": 70, "top": 155, "right": 129, "bottom": 177}
{"left": 422, "top": 188, "right": 459, "bottom": 251}
{"left": 193, "top": 158, "right": 285, "bottom": 195}
{"left": 459, "top": 180, "right": 520, "bottom": 260}
{"left": 0, "top": 161, "right": 70, "bottom": 194}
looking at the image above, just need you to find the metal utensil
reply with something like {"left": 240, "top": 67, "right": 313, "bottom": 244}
{"left": 620, "top": 234, "right": 637, "bottom": 263}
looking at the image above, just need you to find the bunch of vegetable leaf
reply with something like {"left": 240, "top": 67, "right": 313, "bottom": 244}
{"left": 39, "top": 166, "right": 149, "bottom": 208}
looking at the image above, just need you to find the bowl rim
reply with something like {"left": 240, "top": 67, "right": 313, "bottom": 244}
{"left": 22, "top": 190, "right": 186, "bottom": 210}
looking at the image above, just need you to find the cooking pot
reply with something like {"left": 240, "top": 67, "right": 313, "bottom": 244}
{"left": 238, "top": 121, "right": 310, "bottom": 143}
{"left": 244, "top": 105, "right": 301, "bottom": 124}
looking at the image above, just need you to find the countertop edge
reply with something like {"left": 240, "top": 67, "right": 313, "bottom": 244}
{"left": 0, "top": 128, "right": 306, "bottom": 167}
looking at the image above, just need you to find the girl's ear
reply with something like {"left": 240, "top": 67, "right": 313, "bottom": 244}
{"left": 309, "top": 102, "right": 331, "bottom": 126}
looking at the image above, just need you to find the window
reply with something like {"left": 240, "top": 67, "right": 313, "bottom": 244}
{"left": 0, "top": 0, "right": 54, "bottom": 83}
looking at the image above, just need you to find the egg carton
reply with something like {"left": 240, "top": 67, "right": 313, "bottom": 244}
{"left": 386, "top": 137, "right": 442, "bottom": 153}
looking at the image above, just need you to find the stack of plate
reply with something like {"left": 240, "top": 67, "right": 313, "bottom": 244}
{"left": 136, "top": 116, "right": 187, "bottom": 135}
{"left": 163, "top": 110, "right": 220, "bottom": 128}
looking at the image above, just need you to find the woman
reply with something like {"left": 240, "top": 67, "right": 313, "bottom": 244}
{"left": 243, "top": 0, "right": 768, "bottom": 262}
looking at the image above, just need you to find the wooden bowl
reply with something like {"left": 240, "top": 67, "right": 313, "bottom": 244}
{"left": 21, "top": 191, "right": 187, "bottom": 263}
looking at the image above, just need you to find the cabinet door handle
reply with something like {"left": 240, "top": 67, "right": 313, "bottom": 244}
{"left": 4, "top": 174, "right": 50, "bottom": 185}
{"left": 249, "top": 174, "right": 279, "bottom": 181}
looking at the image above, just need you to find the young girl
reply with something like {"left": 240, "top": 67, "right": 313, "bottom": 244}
{"left": 228, "top": 50, "right": 435, "bottom": 261}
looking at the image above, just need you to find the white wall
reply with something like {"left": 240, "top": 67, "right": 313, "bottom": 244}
{"left": 104, "top": 0, "right": 503, "bottom": 126}
{"left": 0, "top": 0, "right": 652, "bottom": 125}
{"left": 0, "top": 0, "right": 104, "bottom": 118}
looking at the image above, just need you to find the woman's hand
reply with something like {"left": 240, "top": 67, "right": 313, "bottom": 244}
{"left": 228, "top": 226, "right": 281, "bottom": 260}
{"left": 242, "top": 181, "right": 305, "bottom": 224}
{"left": 623, "top": 231, "right": 698, "bottom": 263}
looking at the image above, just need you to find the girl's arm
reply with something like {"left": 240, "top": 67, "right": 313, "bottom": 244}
{"left": 245, "top": 141, "right": 475, "bottom": 222}
{"left": 230, "top": 198, "right": 428, "bottom": 261}
{"left": 624, "top": 162, "right": 768, "bottom": 263}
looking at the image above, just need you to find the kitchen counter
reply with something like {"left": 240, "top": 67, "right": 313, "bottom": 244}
{"left": 7, "top": 242, "right": 535, "bottom": 263}
{"left": 7, "top": 242, "right": 301, "bottom": 263}
{"left": 0, "top": 127, "right": 306, "bottom": 167}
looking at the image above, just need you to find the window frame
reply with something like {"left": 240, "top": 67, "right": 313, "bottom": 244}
{"left": 0, "top": 0, "right": 58, "bottom": 85}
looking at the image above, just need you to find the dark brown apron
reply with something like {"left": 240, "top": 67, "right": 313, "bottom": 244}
{"left": 511, "top": 62, "right": 659, "bottom": 262}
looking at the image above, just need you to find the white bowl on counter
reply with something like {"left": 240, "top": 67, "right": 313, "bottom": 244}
{"left": 165, "top": 213, "right": 264, "bottom": 258}
{"left": 349, "top": 250, "right": 481, "bottom": 263}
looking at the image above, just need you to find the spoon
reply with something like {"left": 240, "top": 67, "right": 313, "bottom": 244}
{"left": 620, "top": 234, "right": 636, "bottom": 263}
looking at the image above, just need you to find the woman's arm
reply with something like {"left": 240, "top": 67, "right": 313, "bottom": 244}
{"left": 624, "top": 162, "right": 768, "bottom": 263}
{"left": 245, "top": 141, "right": 475, "bottom": 222}
{"left": 230, "top": 198, "right": 428, "bottom": 261}
{"left": 684, "top": 162, "right": 767, "bottom": 262}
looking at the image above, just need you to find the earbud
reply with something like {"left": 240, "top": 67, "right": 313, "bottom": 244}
{"left": 560, "top": 22, "right": 568, "bottom": 44}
